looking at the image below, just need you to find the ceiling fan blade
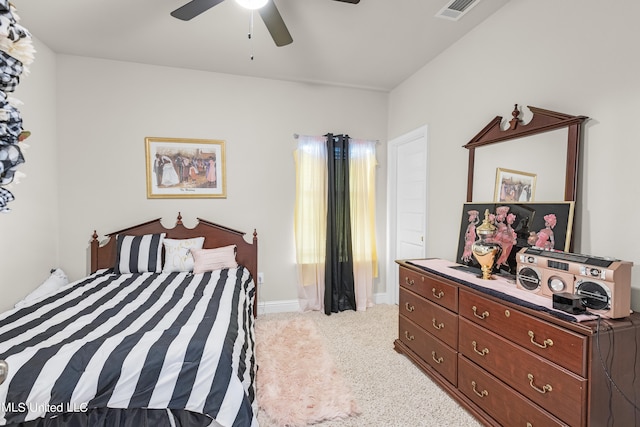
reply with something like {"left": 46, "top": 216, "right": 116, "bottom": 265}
{"left": 170, "top": 0, "right": 225, "bottom": 21}
{"left": 258, "top": 0, "right": 293, "bottom": 47}
{"left": 333, "top": 0, "right": 360, "bottom": 3}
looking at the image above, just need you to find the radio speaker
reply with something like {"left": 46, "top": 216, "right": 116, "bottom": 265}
{"left": 575, "top": 279, "right": 630, "bottom": 319}
{"left": 515, "top": 248, "right": 633, "bottom": 319}
{"left": 516, "top": 265, "right": 575, "bottom": 297}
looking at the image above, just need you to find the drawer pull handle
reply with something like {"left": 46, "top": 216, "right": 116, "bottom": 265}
{"left": 405, "top": 302, "right": 415, "bottom": 312}
{"left": 527, "top": 374, "right": 552, "bottom": 394}
{"left": 432, "top": 288, "right": 444, "bottom": 299}
{"left": 432, "top": 319, "right": 444, "bottom": 330}
{"left": 471, "top": 381, "right": 488, "bottom": 398}
{"left": 526, "top": 424, "right": 533, "bottom": 427}
{"left": 405, "top": 277, "right": 415, "bottom": 286}
{"left": 472, "top": 340, "right": 489, "bottom": 356}
{"left": 472, "top": 306, "right": 489, "bottom": 320}
{"left": 528, "top": 331, "right": 553, "bottom": 349}
{"left": 404, "top": 331, "right": 415, "bottom": 341}
{"left": 431, "top": 351, "right": 443, "bottom": 364}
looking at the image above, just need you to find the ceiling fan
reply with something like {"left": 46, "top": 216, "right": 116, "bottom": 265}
{"left": 170, "top": 0, "right": 360, "bottom": 47}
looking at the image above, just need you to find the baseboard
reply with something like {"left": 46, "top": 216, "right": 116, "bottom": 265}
{"left": 257, "top": 299, "right": 300, "bottom": 315}
{"left": 373, "top": 291, "right": 393, "bottom": 305}
{"left": 257, "top": 292, "right": 393, "bottom": 315}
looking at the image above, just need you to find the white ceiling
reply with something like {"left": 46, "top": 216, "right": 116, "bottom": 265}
{"left": 12, "top": 0, "right": 509, "bottom": 92}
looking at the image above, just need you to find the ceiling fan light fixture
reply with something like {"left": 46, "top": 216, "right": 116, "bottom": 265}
{"left": 235, "top": 0, "right": 268, "bottom": 10}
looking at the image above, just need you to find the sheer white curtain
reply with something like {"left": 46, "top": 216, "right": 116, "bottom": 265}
{"left": 293, "top": 135, "right": 327, "bottom": 312}
{"left": 293, "top": 135, "right": 378, "bottom": 312}
{"left": 349, "top": 139, "right": 378, "bottom": 311}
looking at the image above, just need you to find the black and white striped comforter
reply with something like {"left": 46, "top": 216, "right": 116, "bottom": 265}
{"left": 0, "top": 267, "right": 257, "bottom": 427}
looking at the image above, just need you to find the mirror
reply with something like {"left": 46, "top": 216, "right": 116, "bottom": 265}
{"left": 464, "top": 105, "right": 588, "bottom": 203}
{"left": 472, "top": 128, "right": 568, "bottom": 201}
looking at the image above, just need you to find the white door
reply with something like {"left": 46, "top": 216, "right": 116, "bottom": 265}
{"left": 387, "top": 127, "right": 428, "bottom": 304}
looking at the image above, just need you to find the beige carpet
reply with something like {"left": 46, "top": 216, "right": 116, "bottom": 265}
{"left": 256, "top": 304, "right": 482, "bottom": 427}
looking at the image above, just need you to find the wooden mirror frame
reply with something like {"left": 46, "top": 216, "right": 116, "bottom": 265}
{"left": 463, "top": 105, "right": 588, "bottom": 202}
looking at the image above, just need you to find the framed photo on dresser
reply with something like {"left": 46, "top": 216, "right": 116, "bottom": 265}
{"left": 145, "top": 137, "right": 226, "bottom": 198}
{"left": 456, "top": 201, "right": 574, "bottom": 275}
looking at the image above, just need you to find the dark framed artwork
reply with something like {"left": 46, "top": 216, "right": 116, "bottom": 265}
{"left": 456, "top": 202, "right": 574, "bottom": 275}
{"left": 145, "top": 137, "right": 226, "bottom": 199}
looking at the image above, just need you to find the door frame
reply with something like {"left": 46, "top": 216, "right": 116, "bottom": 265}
{"left": 386, "top": 126, "right": 428, "bottom": 304}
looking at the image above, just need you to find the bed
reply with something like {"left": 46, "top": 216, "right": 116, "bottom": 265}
{"left": 0, "top": 213, "right": 258, "bottom": 427}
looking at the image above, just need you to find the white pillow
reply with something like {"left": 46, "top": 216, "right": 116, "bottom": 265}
{"left": 191, "top": 245, "right": 238, "bottom": 274}
{"left": 162, "top": 237, "right": 205, "bottom": 273}
{"left": 15, "top": 268, "right": 68, "bottom": 308}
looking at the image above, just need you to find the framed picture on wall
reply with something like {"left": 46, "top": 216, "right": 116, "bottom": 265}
{"left": 145, "top": 137, "right": 226, "bottom": 198}
{"left": 494, "top": 167, "right": 536, "bottom": 202}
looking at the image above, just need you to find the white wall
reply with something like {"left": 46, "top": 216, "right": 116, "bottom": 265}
{"left": 0, "top": 38, "right": 58, "bottom": 312}
{"left": 388, "top": 0, "right": 640, "bottom": 310}
{"left": 6, "top": 0, "right": 638, "bottom": 314}
{"left": 53, "top": 56, "right": 388, "bottom": 307}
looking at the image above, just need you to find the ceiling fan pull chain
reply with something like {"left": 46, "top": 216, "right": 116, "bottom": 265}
{"left": 248, "top": 11, "right": 255, "bottom": 60}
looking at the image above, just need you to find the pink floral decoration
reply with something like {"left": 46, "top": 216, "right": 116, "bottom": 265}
{"left": 544, "top": 214, "right": 557, "bottom": 229}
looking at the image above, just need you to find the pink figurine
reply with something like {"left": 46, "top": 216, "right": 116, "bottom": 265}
{"left": 462, "top": 210, "right": 479, "bottom": 262}
{"left": 496, "top": 212, "right": 517, "bottom": 267}
{"left": 535, "top": 214, "right": 557, "bottom": 249}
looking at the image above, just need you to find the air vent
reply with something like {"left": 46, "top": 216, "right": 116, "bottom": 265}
{"left": 435, "top": 0, "right": 481, "bottom": 21}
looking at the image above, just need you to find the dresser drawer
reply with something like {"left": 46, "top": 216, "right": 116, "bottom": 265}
{"left": 399, "top": 315, "right": 457, "bottom": 385}
{"left": 459, "top": 289, "right": 587, "bottom": 376}
{"left": 458, "top": 355, "right": 569, "bottom": 427}
{"left": 459, "top": 318, "right": 586, "bottom": 427}
{"left": 400, "top": 288, "right": 458, "bottom": 349}
{"left": 399, "top": 266, "right": 458, "bottom": 312}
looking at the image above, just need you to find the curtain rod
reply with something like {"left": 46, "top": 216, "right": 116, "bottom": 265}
{"left": 293, "top": 133, "right": 379, "bottom": 143}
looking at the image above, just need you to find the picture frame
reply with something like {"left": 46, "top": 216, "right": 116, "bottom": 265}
{"left": 145, "top": 137, "right": 226, "bottom": 199}
{"left": 494, "top": 167, "right": 536, "bottom": 202}
{"left": 456, "top": 202, "right": 574, "bottom": 275}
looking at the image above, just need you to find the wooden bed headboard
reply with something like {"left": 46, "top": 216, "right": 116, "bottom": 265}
{"left": 90, "top": 213, "right": 258, "bottom": 315}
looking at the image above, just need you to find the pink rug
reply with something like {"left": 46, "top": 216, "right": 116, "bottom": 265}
{"left": 256, "top": 317, "right": 360, "bottom": 426}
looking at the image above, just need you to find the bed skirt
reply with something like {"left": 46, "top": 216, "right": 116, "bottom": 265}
{"left": 5, "top": 408, "right": 218, "bottom": 427}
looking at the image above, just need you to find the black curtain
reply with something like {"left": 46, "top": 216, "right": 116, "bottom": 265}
{"left": 324, "top": 134, "right": 356, "bottom": 314}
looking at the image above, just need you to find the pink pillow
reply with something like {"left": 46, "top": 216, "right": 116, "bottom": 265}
{"left": 191, "top": 245, "right": 238, "bottom": 273}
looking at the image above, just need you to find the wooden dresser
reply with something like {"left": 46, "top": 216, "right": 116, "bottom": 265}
{"left": 394, "top": 259, "right": 640, "bottom": 427}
